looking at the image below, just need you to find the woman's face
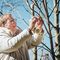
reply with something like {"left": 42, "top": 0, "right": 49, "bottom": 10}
{"left": 5, "top": 16, "right": 16, "bottom": 31}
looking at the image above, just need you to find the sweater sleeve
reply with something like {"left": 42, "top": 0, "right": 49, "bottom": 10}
{"left": 27, "top": 32, "right": 44, "bottom": 49}
{"left": 0, "top": 29, "right": 32, "bottom": 53}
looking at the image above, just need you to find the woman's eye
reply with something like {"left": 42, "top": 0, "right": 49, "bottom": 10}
{"left": 10, "top": 20, "right": 14, "bottom": 22}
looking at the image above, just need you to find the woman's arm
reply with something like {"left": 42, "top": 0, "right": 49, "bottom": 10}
{"left": 27, "top": 28, "right": 44, "bottom": 49}
{"left": 0, "top": 28, "right": 32, "bottom": 53}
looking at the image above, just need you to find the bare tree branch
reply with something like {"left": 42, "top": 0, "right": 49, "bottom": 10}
{"left": 0, "top": 11, "right": 3, "bottom": 15}
{"left": 41, "top": 42, "right": 51, "bottom": 52}
{"left": 42, "top": 0, "right": 56, "bottom": 29}
{"left": 43, "top": 0, "right": 55, "bottom": 60}
{"left": 22, "top": 19, "right": 29, "bottom": 26}
{"left": 26, "top": 0, "right": 40, "bottom": 16}
{"left": 37, "top": 46, "right": 51, "bottom": 53}
{"left": 49, "top": 0, "right": 60, "bottom": 17}
{"left": 22, "top": 4, "right": 31, "bottom": 15}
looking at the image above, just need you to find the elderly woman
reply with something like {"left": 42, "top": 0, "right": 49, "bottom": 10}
{"left": 0, "top": 14, "right": 44, "bottom": 60}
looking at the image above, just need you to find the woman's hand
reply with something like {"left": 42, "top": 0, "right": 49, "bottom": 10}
{"left": 35, "top": 16, "right": 44, "bottom": 33}
{"left": 29, "top": 16, "right": 38, "bottom": 31}
{"left": 29, "top": 16, "right": 44, "bottom": 34}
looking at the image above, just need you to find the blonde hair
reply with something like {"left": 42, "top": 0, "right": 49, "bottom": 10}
{"left": 0, "top": 16, "right": 3, "bottom": 26}
{"left": 0, "top": 14, "right": 12, "bottom": 26}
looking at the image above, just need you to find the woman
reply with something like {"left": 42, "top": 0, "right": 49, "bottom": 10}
{"left": 0, "top": 14, "right": 44, "bottom": 60}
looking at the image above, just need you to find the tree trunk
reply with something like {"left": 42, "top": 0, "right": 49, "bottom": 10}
{"left": 53, "top": 0, "right": 60, "bottom": 60}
